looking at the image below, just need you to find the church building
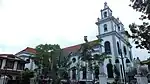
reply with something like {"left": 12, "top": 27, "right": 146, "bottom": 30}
{"left": 62, "top": 2, "right": 133, "bottom": 83}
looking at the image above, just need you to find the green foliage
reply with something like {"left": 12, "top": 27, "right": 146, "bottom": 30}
{"left": 34, "top": 44, "right": 61, "bottom": 67}
{"left": 34, "top": 43, "right": 71, "bottom": 84}
{"left": 79, "top": 36, "right": 111, "bottom": 73}
{"left": 93, "top": 53, "right": 111, "bottom": 62}
{"left": 57, "top": 56, "right": 72, "bottom": 79}
{"left": 21, "top": 68, "right": 34, "bottom": 84}
{"left": 129, "top": 0, "right": 150, "bottom": 20}
{"left": 126, "top": 0, "right": 150, "bottom": 52}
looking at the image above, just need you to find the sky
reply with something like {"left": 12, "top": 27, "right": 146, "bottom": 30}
{"left": 0, "top": 0, "right": 149, "bottom": 60}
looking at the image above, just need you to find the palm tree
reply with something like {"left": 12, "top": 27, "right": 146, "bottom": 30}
{"left": 79, "top": 36, "right": 111, "bottom": 83}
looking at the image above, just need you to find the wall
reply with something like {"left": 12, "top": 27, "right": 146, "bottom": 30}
{"left": 99, "top": 21, "right": 112, "bottom": 35}
{"left": 17, "top": 53, "right": 37, "bottom": 70}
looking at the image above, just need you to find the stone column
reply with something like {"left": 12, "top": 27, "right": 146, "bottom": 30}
{"left": 70, "top": 70, "right": 72, "bottom": 80}
{"left": 13, "top": 61, "right": 18, "bottom": 70}
{"left": 99, "top": 62, "right": 107, "bottom": 84}
{"left": 80, "top": 71, "right": 83, "bottom": 81}
{"left": 1, "top": 59, "right": 6, "bottom": 69}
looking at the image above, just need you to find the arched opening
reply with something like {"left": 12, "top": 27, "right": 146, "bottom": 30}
{"left": 123, "top": 46, "right": 127, "bottom": 55}
{"left": 95, "top": 66, "right": 99, "bottom": 79}
{"left": 115, "top": 59, "right": 120, "bottom": 63}
{"left": 104, "top": 24, "right": 108, "bottom": 32}
{"left": 72, "top": 58, "right": 76, "bottom": 63}
{"left": 82, "top": 67, "right": 86, "bottom": 79}
{"left": 104, "top": 12, "right": 107, "bottom": 18}
{"left": 104, "top": 41, "right": 111, "bottom": 54}
{"left": 126, "top": 58, "right": 131, "bottom": 67}
{"left": 126, "top": 59, "right": 130, "bottom": 63}
{"left": 72, "top": 67, "right": 76, "bottom": 79}
{"left": 118, "top": 25, "right": 120, "bottom": 31}
{"left": 117, "top": 42, "right": 120, "bottom": 55}
{"left": 107, "top": 59, "right": 114, "bottom": 78}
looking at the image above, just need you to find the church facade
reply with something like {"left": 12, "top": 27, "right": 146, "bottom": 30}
{"left": 63, "top": 2, "right": 133, "bottom": 83}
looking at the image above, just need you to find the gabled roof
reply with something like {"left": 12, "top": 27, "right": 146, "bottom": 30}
{"left": 15, "top": 47, "right": 36, "bottom": 55}
{"left": 0, "top": 54, "right": 26, "bottom": 62}
{"left": 62, "top": 44, "right": 81, "bottom": 57}
{"left": 62, "top": 39, "right": 99, "bottom": 57}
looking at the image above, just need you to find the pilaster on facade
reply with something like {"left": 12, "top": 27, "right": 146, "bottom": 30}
{"left": 1, "top": 59, "right": 6, "bottom": 69}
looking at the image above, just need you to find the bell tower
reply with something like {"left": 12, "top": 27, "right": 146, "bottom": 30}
{"left": 101, "top": 2, "right": 112, "bottom": 19}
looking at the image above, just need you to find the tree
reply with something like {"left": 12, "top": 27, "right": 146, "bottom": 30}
{"left": 126, "top": 0, "right": 150, "bottom": 52}
{"left": 79, "top": 36, "right": 111, "bottom": 81}
{"left": 21, "top": 68, "right": 34, "bottom": 84}
{"left": 34, "top": 44, "right": 72, "bottom": 84}
{"left": 56, "top": 56, "right": 72, "bottom": 84}
{"left": 34, "top": 44, "right": 61, "bottom": 84}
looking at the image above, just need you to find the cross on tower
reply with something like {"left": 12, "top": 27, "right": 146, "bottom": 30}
{"left": 104, "top": 2, "right": 108, "bottom": 8}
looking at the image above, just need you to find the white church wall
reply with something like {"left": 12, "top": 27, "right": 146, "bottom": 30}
{"left": 101, "top": 9, "right": 109, "bottom": 19}
{"left": 70, "top": 55, "right": 79, "bottom": 67}
{"left": 99, "top": 21, "right": 112, "bottom": 34}
{"left": 101, "top": 35, "right": 116, "bottom": 76}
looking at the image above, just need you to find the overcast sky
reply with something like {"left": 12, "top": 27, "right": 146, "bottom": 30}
{"left": 0, "top": 0, "right": 149, "bottom": 60}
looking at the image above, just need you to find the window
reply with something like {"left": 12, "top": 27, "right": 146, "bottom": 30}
{"left": 6, "top": 60, "right": 14, "bottom": 69}
{"left": 0, "top": 59, "right": 2, "bottom": 69}
{"left": 83, "top": 67, "right": 86, "bottom": 79}
{"left": 126, "top": 59, "right": 130, "bottom": 63}
{"left": 115, "top": 59, "right": 119, "bottom": 63}
{"left": 107, "top": 63, "right": 114, "bottom": 78}
{"left": 117, "top": 42, "right": 121, "bottom": 55}
{"left": 72, "top": 68, "right": 76, "bottom": 79}
{"left": 104, "top": 24, "right": 107, "bottom": 32}
{"left": 104, "top": 41, "right": 111, "bottom": 54}
{"left": 95, "top": 67, "right": 99, "bottom": 79}
{"left": 72, "top": 58, "right": 76, "bottom": 63}
{"left": 104, "top": 12, "right": 107, "bottom": 18}
{"left": 118, "top": 25, "right": 120, "bottom": 31}
{"left": 17, "top": 62, "right": 25, "bottom": 70}
{"left": 123, "top": 46, "right": 127, "bottom": 55}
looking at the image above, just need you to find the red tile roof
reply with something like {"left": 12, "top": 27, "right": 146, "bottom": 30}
{"left": 62, "top": 40, "right": 99, "bottom": 56}
{"left": 15, "top": 47, "right": 36, "bottom": 55}
{"left": 23, "top": 47, "right": 36, "bottom": 54}
{"left": 62, "top": 44, "right": 81, "bottom": 56}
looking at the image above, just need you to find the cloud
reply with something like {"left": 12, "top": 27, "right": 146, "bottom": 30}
{"left": 0, "top": 0, "right": 149, "bottom": 60}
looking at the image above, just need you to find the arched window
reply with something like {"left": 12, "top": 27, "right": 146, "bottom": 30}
{"left": 115, "top": 59, "right": 120, "bottom": 63}
{"left": 117, "top": 42, "right": 120, "bottom": 55}
{"left": 126, "top": 59, "right": 130, "bottom": 63}
{"left": 95, "top": 67, "right": 99, "bottom": 79}
{"left": 107, "top": 59, "right": 114, "bottom": 78}
{"left": 104, "top": 12, "right": 107, "bottom": 18}
{"left": 104, "top": 24, "right": 107, "bottom": 32}
{"left": 82, "top": 67, "right": 86, "bottom": 79}
{"left": 72, "top": 58, "right": 76, "bottom": 63}
{"left": 118, "top": 25, "right": 120, "bottom": 31}
{"left": 104, "top": 41, "right": 111, "bottom": 54}
{"left": 123, "top": 46, "right": 127, "bottom": 55}
{"left": 72, "top": 67, "right": 76, "bottom": 79}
